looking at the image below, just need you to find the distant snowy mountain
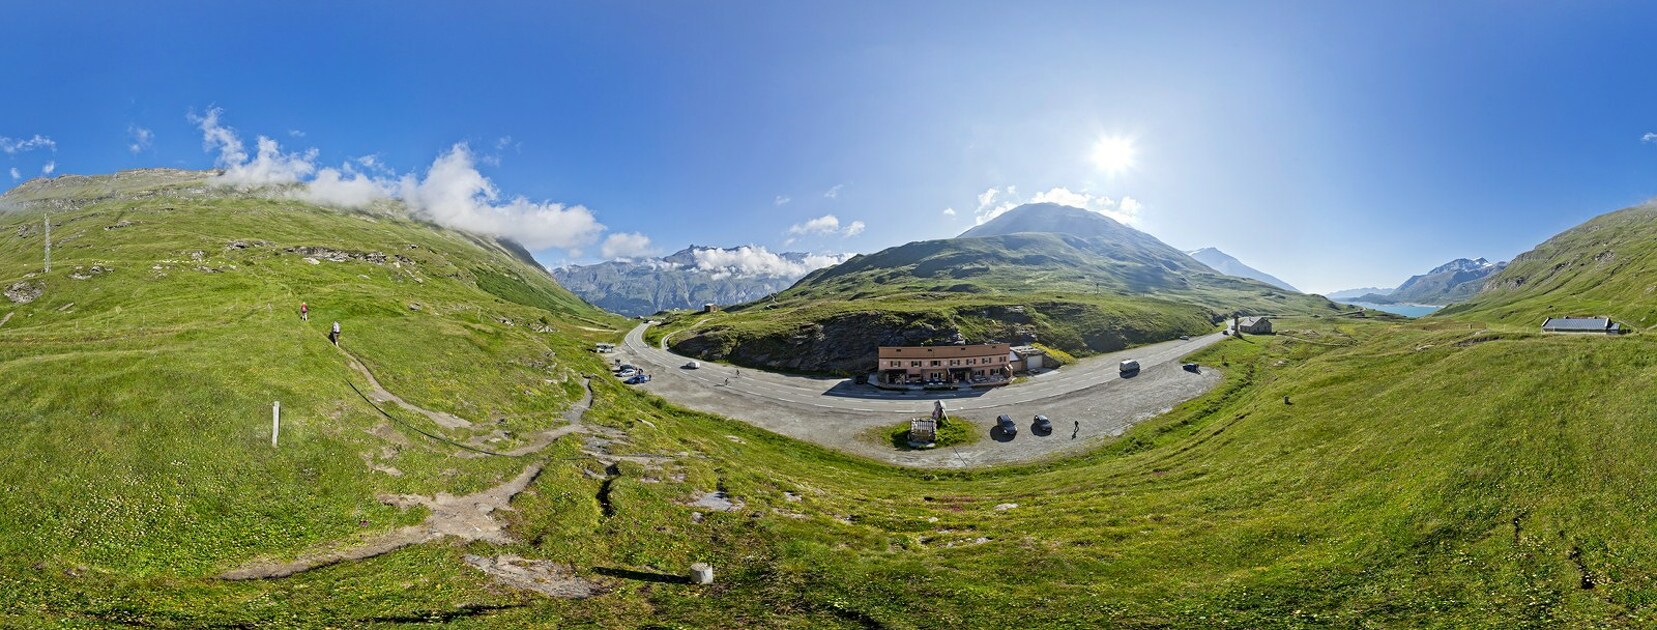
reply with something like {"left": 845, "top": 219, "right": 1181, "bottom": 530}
{"left": 552, "top": 245, "right": 851, "bottom": 316}
{"left": 1185, "top": 247, "right": 1298, "bottom": 292}
{"left": 1345, "top": 257, "right": 1506, "bottom": 305}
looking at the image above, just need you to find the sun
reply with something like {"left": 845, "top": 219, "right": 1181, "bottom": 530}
{"left": 1090, "top": 136, "right": 1136, "bottom": 174}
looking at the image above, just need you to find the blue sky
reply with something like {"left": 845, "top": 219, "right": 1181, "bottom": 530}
{"left": 5, "top": 1, "right": 1657, "bottom": 293}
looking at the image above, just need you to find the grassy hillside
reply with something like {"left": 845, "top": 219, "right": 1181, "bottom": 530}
{"left": 4, "top": 178, "right": 1656, "bottom": 626}
{"left": 9, "top": 299, "right": 1657, "bottom": 625}
{"left": 1440, "top": 203, "right": 1657, "bottom": 330}
{"left": 661, "top": 292, "right": 1222, "bottom": 374}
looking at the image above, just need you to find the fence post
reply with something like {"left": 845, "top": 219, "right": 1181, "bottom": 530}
{"left": 272, "top": 401, "right": 281, "bottom": 448}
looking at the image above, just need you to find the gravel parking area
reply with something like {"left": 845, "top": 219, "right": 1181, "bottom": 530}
{"left": 619, "top": 324, "right": 1225, "bottom": 468}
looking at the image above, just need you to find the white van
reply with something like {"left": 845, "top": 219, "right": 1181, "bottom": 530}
{"left": 1119, "top": 359, "right": 1140, "bottom": 375}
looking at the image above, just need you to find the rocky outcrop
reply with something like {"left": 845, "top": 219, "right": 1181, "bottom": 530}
{"left": 671, "top": 310, "right": 968, "bottom": 373}
{"left": 669, "top": 301, "right": 1203, "bottom": 374}
{"left": 5, "top": 280, "right": 43, "bottom": 304}
{"left": 283, "top": 246, "right": 410, "bottom": 265}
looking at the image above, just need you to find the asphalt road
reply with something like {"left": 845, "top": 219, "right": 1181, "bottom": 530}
{"left": 618, "top": 323, "right": 1227, "bottom": 468}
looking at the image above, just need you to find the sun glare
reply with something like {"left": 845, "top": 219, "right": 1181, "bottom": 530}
{"left": 1090, "top": 136, "right": 1136, "bottom": 174}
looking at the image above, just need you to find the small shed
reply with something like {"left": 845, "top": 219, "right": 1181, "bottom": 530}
{"left": 703, "top": 303, "right": 720, "bottom": 313}
{"left": 908, "top": 418, "right": 938, "bottom": 448}
{"left": 1541, "top": 317, "right": 1621, "bottom": 334}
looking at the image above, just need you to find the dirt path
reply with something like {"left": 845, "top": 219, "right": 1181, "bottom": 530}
{"left": 220, "top": 463, "right": 546, "bottom": 580}
{"left": 219, "top": 379, "right": 597, "bottom": 581}
{"left": 338, "top": 346, "right": 472, "bottom": 429}
{"left": 0, "top": 311, "right": 12, "bottom": 329}
{"left": 500, "top": 378, "right": 594, "bottom": 456}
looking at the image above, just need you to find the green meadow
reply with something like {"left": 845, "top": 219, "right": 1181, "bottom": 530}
{"left": 1, "top": 182, "right": 1654, "bottom": 627}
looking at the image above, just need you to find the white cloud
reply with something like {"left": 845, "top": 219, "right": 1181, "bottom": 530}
{"left": 0, "top": 134, "right": 56, "bottom": 155}
{"left": 40, "top": 161, "right": 55, "bottom": 176}
{"left": 600, "top": 232, "right": 654, "bottom": 259}
{"left": 788, "top": 214, "right": 843, "bottom": 236}
{"left": 1118, "top": 196, "right": 1142, "bottom": 218}
{"left": 296, "top": 165, "right": 396, "bottom": 208}
{"left": 186, "top": 107, "right": 607, "bottom": 255}
{"left": 495, "top": 136, "right": 516, "bottom": 151}
{"left": 824, "top": 184, "right": 844, "bottom": 199}
{"left": 691, "top": 245, "right": 851, "bottom": 280}
{"left": 787, "top": 213, "right": 864, "bottom": 238}
{"left": 128, "top": 126, "right": 154, "bottom": 154}
{"left": 1644, "top": 132, "right": 1657, "bottom": 143}
{"left": 288, "top": 129, "right": 306, "bottom": 138}
{"left": 774, "top": 195, "right": 791, "bottom": 206}
{"left": 398, "top": 143, "right": 604, "bottom": 250}
{"left": 191, "top": 108, "right": 317, "bottom": 187}
{"left": 8, "top": 167, "right": 18, "bottom": 180}
{"left": 974, "top": 185, "right": 1141, "bottom": 225}
{"left": 942, "top": 207, "right": 956, "bottom": 217}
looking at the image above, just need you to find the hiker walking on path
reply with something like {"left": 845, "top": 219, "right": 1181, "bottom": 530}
{"left": 300, "top": 302, "right": 309, "bottom": 321}
{"left": 330, "top": 321, "right": 341, "bottom": 346}
{"left": 1072, "top": 420, "right": 1079, "bottom": 440}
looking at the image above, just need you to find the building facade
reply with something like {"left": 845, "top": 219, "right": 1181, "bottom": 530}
{"left": 1233, "top": 316, "right": 1273, "bottom": 334}
{"left": 878, "top": 343, "right": 1011, "bottom": 384}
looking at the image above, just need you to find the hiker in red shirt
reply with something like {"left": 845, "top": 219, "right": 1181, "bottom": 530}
{"left": 300, "top": 302, "right": 309, "bottom": 321}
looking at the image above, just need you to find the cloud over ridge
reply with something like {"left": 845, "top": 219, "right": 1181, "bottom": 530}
{"left": 189, "top": 107, "right": 604, "bottom": 253}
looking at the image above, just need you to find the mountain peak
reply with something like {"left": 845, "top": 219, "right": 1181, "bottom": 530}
{"left": 1426, "top": 257, "right": 1495, "bottom": 275}
{"left": 957, "top": 203, "right": 1130, "bottom": 239}
{"left": 1185, "top": 247, "right": 1299, "bottom": 292}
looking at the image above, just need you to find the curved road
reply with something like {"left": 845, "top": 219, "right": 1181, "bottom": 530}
{"left": 620, "top": 324, "right": 1228, "bottom": 468}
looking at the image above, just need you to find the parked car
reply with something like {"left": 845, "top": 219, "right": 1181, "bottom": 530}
{"left": 1179, "top": 335, "right": 1190, "bottom": 341}
{"left": 996, "top": 415, "right": 1018, "bottom": 437}
{"left": 617, "top": 369, "right": 638, "bottom": 379}
{"left": 1119, "top": 359, "right": 1140, "bottom": 375}
{"left": 683, "top": 360, "right": 701, "bottom": 369}
{"left": 1033, "top": 415, "right": 1052, "bottom": 434}
{"left": 624, "top": 374, "right": 652, "bottom": 384}
{"left": 1182, "top": 363, "right": 1200, "bottom": 373}
{"left": 854, "top": 374, "right": 868, "bottom": 385}
{"left": 616, "top": 364, "right": 638, "bottom": 373}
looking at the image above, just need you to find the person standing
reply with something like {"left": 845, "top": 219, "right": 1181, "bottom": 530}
{"left": 300, "top": 302, "right": 309, "bottom": 321}
{"left": 330, "top": 321, "right": 341, "bottom": 346}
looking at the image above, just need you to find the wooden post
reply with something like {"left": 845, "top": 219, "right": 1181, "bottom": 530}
{"left": 272, "top": 401, "right": 281, "bottom": 448}
{"left": 43, "top": 214, "right": 50, "bottom": 273}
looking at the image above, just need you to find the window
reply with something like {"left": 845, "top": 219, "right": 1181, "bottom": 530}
{"left": 930, "top": 360, "right": 941, "bottom": 367}
{"left": 910, "top": 361, "right": 921, "bottom": 367}
{"left": 889, "top": 360, "right": 901, "bottom": 367}
{"left": 949, "top": 360, "right": 959, "bottom": 366}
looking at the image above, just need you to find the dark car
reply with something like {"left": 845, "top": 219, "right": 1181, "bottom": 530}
{"left": 1182, "top": 363, "right": 1200, "bottom": 373}
{"left": 996, "top": 414, "right": 1017, "bottom": 437}
{"left": 624, "top": 373, "right": 652, "bottom": 385}
{"left": 854, "top": 374, "right": 868, "bottom": 385}
{"left": 1179, "top": 335, "right": 1191, "bottom": 341}
{"left": 1033, "top": 415, "right": 1052, "bottom": 434}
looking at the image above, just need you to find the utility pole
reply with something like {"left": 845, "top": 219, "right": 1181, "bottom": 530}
{"left": 43, "top": 214, "right": 50, "bottom": 273}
